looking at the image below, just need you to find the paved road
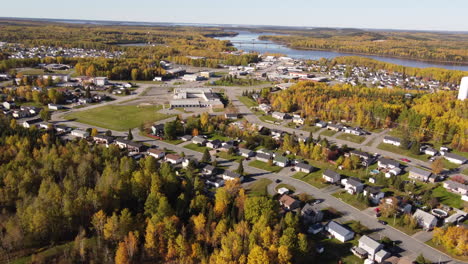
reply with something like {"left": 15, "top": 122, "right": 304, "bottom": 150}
{"left": 48, "top": 83, "right": 462, "bottom": 263}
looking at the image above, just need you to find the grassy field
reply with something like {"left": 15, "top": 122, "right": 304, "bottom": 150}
{"left": 64, "top": 105, "right": 174, "bottom": 131}
{"left": 463, "top": 168, "right": 468, "bottom": 176}
{"left": 332, "top": 191, "right": 368, "bottom": 210}
{"left": 275, "top": 183, "right": 296, "bottom": 192}
{"left": 432, "top": 186, "right": 464, "bottom": 209}
{"left": 320, "top": 130, "right": 338, "bottom": 137}
{"left": 336, "top": 133, "right": 366, "bottom": 144}
{"left": 313, "top": 236, "right": 363, "bottom": 264}
{"left": 184, "top": 143, "right": 209, "bottom": 153}
{"left": 249, "top": 160, "right": 283, "bottom": 172}
{"left": 237, "top": 96, "right": 258, "bottom": 108}
{"left": 292, "top": 171, "right": 329, "bottom": 189}
{"left": 247, "top": 178, "right": 272, "bottom": 196}
{"left": 440, "top": 159, "right": 461, "bottom": 170}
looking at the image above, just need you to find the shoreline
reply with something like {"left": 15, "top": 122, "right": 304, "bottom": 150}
{"left": 257, "top": 37, "right": 468, "bottom": 67}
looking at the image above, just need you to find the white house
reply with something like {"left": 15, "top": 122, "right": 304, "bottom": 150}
{"left": 94, "top": 77, "right": 108, "bottom": 86}
{"left": 165, "top": 154, "right": 183, "bottom": 164}
{"left": 71, "top": 129, "right": 89, "bottom": 138}
{"left": 341, "top": 177, "right": 364, "bottom": 194}
{"left": 364, "top": 186, "right": 385, "bottom": 205}
{"left": 147, "top": 148, "right": 165, "bottom": 159}
{"left": 222, "top": 170, "right": 243, "bottom": 182}
{"left": 277, "top": 187, "right": 289, "bottom": 195}
{"left": 325, "top": 221, "right": 354, "bottom": 242}
{"left": 382, "top": 136, "right": 402, "bottom": 147}
{"left": 238, "top": 148, "right": 254, "bottom": 158}
{"left": 442, "top": 152, "right": 467, "bottom": 165}
{"left": 295, "top": 163, "right": 313, "bottom": 173}
{"left": 413, "top": 209, "right": 437, "bottom": 230}
{"left": 272, "top": 111, "right": 287, "bottom": 120}
{"left": 273, "top": 155, "right": 289, "bottom": 167}
{"left": 377, "top": 158, "right": 400, "bottom": 169}
{"left": 323, "top": 169, "right": 341, "bottom": 183}
{"left": 443, "top": 180, "right": 468, "bottom": 195}
{"left": 292, "top": 116, "right": 305, "bottom": 125}
{"left": 48, "top": 103, "right": 63, "bottom": 111}
{"left": 409, "top": 167, "right": 433, "bottom": 182}
{"left": 256, "top": 153, "right": 272, "bottom": 163}
{"left": 358, "top": 235, "right": 383, "bottom": 260}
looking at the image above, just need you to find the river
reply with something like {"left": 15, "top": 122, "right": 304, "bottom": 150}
{"left": 215, "top": 31, "right": 468, "bottom": 71}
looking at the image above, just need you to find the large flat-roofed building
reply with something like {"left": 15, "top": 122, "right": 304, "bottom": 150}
{"left": 458, "top": 77, "right": 468, "bottom": 100}
{"left": 170, "top": 88, "right": 224, "bottom": 109}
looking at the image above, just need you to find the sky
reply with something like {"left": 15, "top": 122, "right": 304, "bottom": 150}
{"left": 1, "top": 0, "right": 467, "bottom": 31}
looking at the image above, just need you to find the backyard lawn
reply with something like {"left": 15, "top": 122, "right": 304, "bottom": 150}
{"left": 247, "top": 178, "right": 272, "bottom": 196}
{"left": 249, "top": 160, "right": 283, "bottom": 172}
{"left": 64, "top": 105, "right": 174, "bottom": 131}
{"left": 377, "top": 143, "right": 431, "bottom": 162}
{"left": 216, "top": 151, "right": 243, "bottom": 163}
{"left": 336, "top": 133, "right": 366, "bottom": 144}
{"left": 377, "top": 216, "right": 421, "bottom": 236}
{"left": 432, "top": 186, "right": 464, "bottom": 209}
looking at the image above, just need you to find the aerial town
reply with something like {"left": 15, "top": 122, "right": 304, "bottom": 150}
{"left": 0, "top": 9, "right": 467, "bottom": 264}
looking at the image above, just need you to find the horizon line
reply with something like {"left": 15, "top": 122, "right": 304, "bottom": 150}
{"left": 1, "top": 16, "right": 468, "bottom": 34}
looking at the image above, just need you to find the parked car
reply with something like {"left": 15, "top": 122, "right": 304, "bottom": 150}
{"left": 400, "top": 158, "right": 411, "bottom": 162}
{"left": 275, "top": 179, "right": 281, "bottom": 183}
{"left": 378, "top": 220, "right": 388, "bottom": 225}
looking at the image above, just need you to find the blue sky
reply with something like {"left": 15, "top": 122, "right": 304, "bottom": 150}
{"left": 1, "top": 0, "right": 467, "bottom": 31}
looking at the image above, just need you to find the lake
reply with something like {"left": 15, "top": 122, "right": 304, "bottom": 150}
{"left": 216, "top": 31, "right": 468, "bottom": 71}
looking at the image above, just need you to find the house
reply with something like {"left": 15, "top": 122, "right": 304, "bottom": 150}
{"left": 94, "top": 77, "right": 108, "bottom": 86}
{"left": 222, "top": 170, "right": 243, "bottom": 182}
{"left": 442, "top": 152, "right": 467, "bottom": 165}
{"left": 258, "top": 103, "right": 271, "bottom": 113}
{"left": 383, "top": 197, "right": 412, "bottom": 214}
{"left": 238, "top": 148, "right": 254, "bottom": 158}
{"left": 385, "top": 167, "right": 402, "bottom": 178}
{"left": 180, "top": 135, "right": 193, "bottom": 142}
{"left": 3, "top": 101, "right": 15, "bottom": 110}
{"left": 256, "top": 152, "right": 272, "bottom": 163}
{"left": 200, "top": 71, "right": 214, "bottom": 78}
{"left": 279, "top": 194, "right": 301, "bottom": 210}
{"left": 225, "top": 113, "right": 238, "bottom": 120}
{"left": 342, "top": 177, "right": 364, "bottom": 194}
{"left": 206, "top": 178, "right": 224, "bottom": 188}
{"left": 350, "top": 150, "right": 372, "bottom": 164}
{"left": 220, "top": 142, "right": 235, "bottom": 152}
{"left": 272, "top": 111, "right": 287, "bottom": 120}
{"left": 375, "top": 249, "right": 391, "bottom": 263}
{"left": 358, "top": 235, "right": 384, "bottom": 260}
{"left": 301, "top": 203, "right": 324, "bottom": 224}
{"left": 22, "top": 118, "right": 43, "bottom": 128}
{"left": 382, "top": 136, "right": 402, "bottom": 147}
{"left": 444, "top": 210, "right": 467, "bottom": 225}
{"left": 344, "top": 127, "right": 365, "bottom": 136}
{"left": 277, "top": 187, "right": 290, "bottom": 195}
{"left": 201, "top": 164, "right": 216, "bottom": 176}
{"left": 316, "top": 121, "right": 327, "bottom": 128}
{"left": 93, "top": 135, "right": 114, "bottom": 145}
{"left": 377, "top": 158, "right": 400, "bottom": 169}
{"left": 408, "top": 167, "right": 433, "bottom": 182}
{"left": 308, "top": 223, "right": 324, "bottom": 235}
{"left": 297, "top": 134, "right": 309, "bottom": 143}
{"left": 273, "top": 155, "right": 289, "bottom": 167}
{"left": 327, "top": 123, "right": 342, "bottom": 132}
{"left": 165, "top": 154, "right": 183, "bottom": 164}
{"left": 71, "top": 129, "right": 90, "bottom": 139}
{"left": 325, "top": 221, "right": 354, "bottom": 242}
{"left": 192, "top": 136, "right": 207, "bottom": 145}
{"left": 48, "top": 103, "right": 63, "bottom": 111}
{"left": 413, "top": 209, "right": 437, "bottom": 230}
{"left": 423, "top": 147, "right": 438, "bottom": 156}
{"left": 151, "top": 124, "right": 165, "bottom": 137}
{"left": 182, "top": 158, "right": 198, "bottom": 168}
{"left": 206, "top": 139, "right": 222, "bottom": 149}
{"left": 114, "top": 139, "right": 144, "bottom": 153}
{"left": 364, "top": 186, "right": 385, "bottom": 204}
{"left": 295, "top": 162, "right": 313, "bottom": 173}
{"left": 323, "top": 169, "right": 341, "bottom": 183}
{"left": 292, "top": 116, "right": 305, "bottom": 125}
{"left": 147, "top": 148, "right": 165, "bottom": 159}
{"left": 443, "top": 180, "right": 468, "bottom": 195}
{"left": 38, "top": 122, "right": 52, "bottom": 130}
{"left": 55, "top": 125, "right": 71, "bottom": 133}
{"left": 12, "top": 110, "right": 30, "bottom": 119}
{"left": 182, "top": 74, "right": 203, "bottom": 82}
{"left": 270, "top": 129, "right": 284, "bottom": 138}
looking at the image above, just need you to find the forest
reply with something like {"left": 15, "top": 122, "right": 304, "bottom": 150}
{"left": 0, "top": 115, "right": 313, "bottom": 264}
{"left": 269, "top": 81, "right": 468, "bottom": 151}
{"left": 0, "top": 19, "right": 259, "bottom": 80}
{"left": 255, "top": 28, "right": 468, "bottom": 64}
